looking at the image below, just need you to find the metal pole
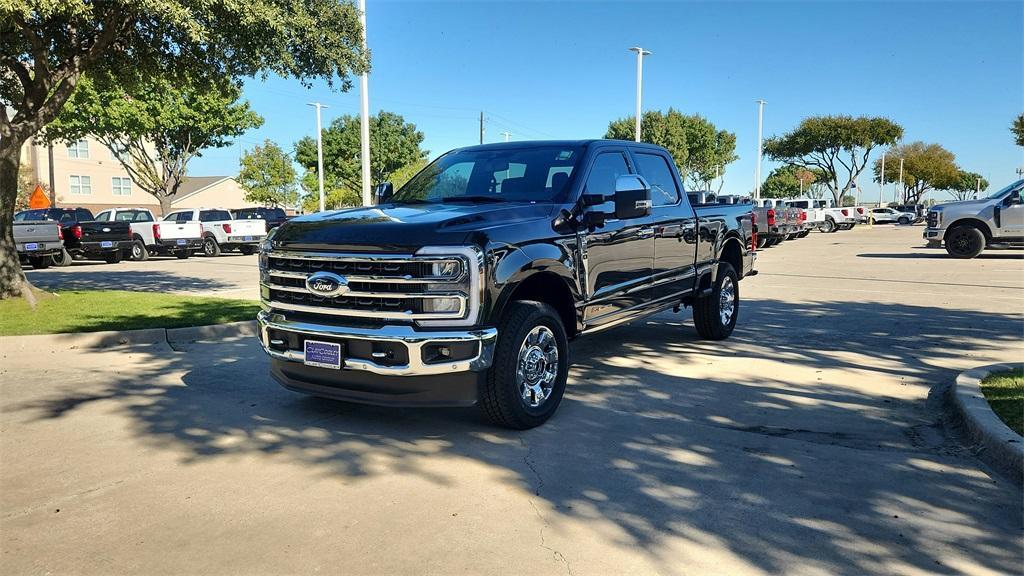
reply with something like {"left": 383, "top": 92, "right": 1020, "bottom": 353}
{"left": 629, "top": 47, "right": 650, "bottom": 142}
{"left": 47, "top": 142, "right": 55, "bottom": 206}
{"left": 976, "top": 177, "right": 981, "bottom": 196}
{"left": 879, "top": 153, "right": 886, "bottom": 206}
{"left": 754, "top": 99, "right": 766, "bottom": 201}
{"left": 307, "top": 102, "right": 327, "bottom": 213}
{"left": 479, "top": 111, "right": 484, "bottom": 145}
{"left": 358, "top": 0, "right": 371, "bottom": 207}
{"left": 501, "top": 131, "right": 511, "bottom": 142}
{"left": 897, "top": 158, "right": 904, "bottom": 205}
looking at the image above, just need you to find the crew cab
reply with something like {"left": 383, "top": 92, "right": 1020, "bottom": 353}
{"left": 870, "top": 207, "right": 916, "bottom": 225}
{"left": 14, "top": 207, "right": 133, "bottom": 264}
{"left": 232, "top": 207, "right": 291, "bottom": 231}
{"left": 812, "top": 200, "right": 857, "bottom": 232}
{"left": 924, "top": 179, "right": 1024, "bottom": 258}
{"left": 14, "top": 219, "right": 62, "bottom": 269}
{"left": 94, "top": 208, "right": 202, "bottom": 260}
{"left": 783, "top": 198, "right": 826, "bottom": 236}
{"left": 162, "top": 208, "right": 265, "bottom": 256}
{"left": 258, "top": 140, "right": 756, "bottom": 429}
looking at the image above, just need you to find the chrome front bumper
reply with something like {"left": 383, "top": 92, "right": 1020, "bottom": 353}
{"left": 257, "top": 310, "right": 498, "bottom": 376}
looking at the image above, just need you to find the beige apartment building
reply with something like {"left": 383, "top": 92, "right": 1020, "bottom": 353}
{"left": 20, "top": 135, "right": 263, "bottom": 216}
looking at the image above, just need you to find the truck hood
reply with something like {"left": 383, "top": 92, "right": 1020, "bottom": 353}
{"left": 270, "top": 202, "right": 556, "bottom": 252}
{"left": 930, "top": 199, "right": 988, "bottom": 212}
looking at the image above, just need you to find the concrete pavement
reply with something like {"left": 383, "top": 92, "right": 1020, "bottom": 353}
{"left": 2, "top": 225, "right": 1022, "bottom": 575}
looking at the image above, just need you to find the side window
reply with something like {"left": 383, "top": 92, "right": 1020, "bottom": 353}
{"left": 164, "top": 212, "right": 181, "bottom": 222}
{"left": 95, "top": 211, "right": 111, "bottom": 222}
{"left": 76, "top": 208, "right": 94, "bottom": 221}
{"left": 114, "top": 211, "right": 136, "bottom": 222}
{"left": 135, "top": 211, "right": 154, "bottom": 222}
{"left": 584, "top": 152, "right": 630, "bottom": 198}
{"left": 633, "top": 152, "right": 680, "bottom": 206}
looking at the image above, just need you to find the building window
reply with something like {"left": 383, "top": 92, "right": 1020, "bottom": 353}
{"left": 110, "top": 144, "right": 129, "bottom": 162}
{"left": 67, "top": 140, "right": 89, "bottom": 159}
{"left": 112, "top": 177, "right": 131, "bottom": 196}
{"left": 69, "top": 175, "right": 92, "bottom": 195}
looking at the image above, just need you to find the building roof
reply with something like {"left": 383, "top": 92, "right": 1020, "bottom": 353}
{"left": 173, "top": 176, "right": 232, "bottom": 204}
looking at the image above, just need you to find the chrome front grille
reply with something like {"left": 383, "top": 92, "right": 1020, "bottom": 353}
{"left": 261, "top": 250, "right": 473, "bottom": 322}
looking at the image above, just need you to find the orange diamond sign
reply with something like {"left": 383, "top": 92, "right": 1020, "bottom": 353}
{"left": 28, "top": 184, "right": 50, "bottom": 209}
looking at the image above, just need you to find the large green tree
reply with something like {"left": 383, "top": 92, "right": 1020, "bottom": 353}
{"left": 45, "top": 73, "right": 263, "bottom": 215}
{"left": 294, "top": 111, "right": 427, "bottom": 208}
{"left": 763, "top": 115, "right": 903, "bottom": 206}
{"left": 1012, "top": 114, "right": 1024, "bottom": 147}
{"left": 872, "top": 142, "right": 959, "bottom": 205}
{"left": 946, "top": 170, "right": 989, "bottom": 201}
{"left": 605, "top": 109, "right": 737, "bottom": 192}
{"left": 239, "top": 140, "right": 298, "bottom": 208}
{"left": 0, "top": 1, "right": 368, "bottom": 298}
{"left": 761, "top": 165, "right": 816, "bottom": 198}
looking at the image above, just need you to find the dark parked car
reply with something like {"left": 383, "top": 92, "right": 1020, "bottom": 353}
{"left": 231, "top": 207, "right": 290, "bottom": 231}
{"left": 258, "top": 140, "right": 756, "bottom": 429}
{"left": 15, "top": 207, "right": 133, "bottom": 264}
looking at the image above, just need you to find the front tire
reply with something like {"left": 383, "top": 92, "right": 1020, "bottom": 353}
{"left": 898, "top": 216, "right": 911, "bottom": 225}
{"left": 481, "top": 301, "right": 569, "bottom": 430}
{"left": 202, "top": 236, "right": 222, "bottom": 257}
{"left": 945, "top": 226, "right": 985, "bottom": 259}
{"left": 130, "top": 239, "right": 149, "bottom": 261}
{"left": 693, "top": 263, "right": 739, "bottom": 340}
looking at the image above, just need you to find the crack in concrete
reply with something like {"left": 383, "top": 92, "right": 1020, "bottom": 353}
{"left": 520, "top": 435, "right": 573, "bottom": 576}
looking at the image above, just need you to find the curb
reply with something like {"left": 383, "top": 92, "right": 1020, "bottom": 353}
{"left": 949, "top": 363, "right": 1023, "bottom": 486}
{"left": 0, "top": 320, "right": 258, "bottom": 352}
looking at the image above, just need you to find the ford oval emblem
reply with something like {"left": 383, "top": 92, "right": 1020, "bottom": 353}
{"left": 102, "top": 227, "right": 111, "bottom": 232}
{"left": 305, "top": 271, "right": 348, "bottom": 297}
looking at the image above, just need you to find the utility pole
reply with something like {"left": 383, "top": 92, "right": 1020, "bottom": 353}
{"left": 897, "top": 158, "right": 904, "bottom": 205}
{"left": 307, "top": 102, "right": 328, "bottom": 213}
{"left": 715, "top": 165, "right": 720, "bottom": 193}
{"left": 47, "top": 142, "right": 55, "bottom": 206}
{"left": 501, "top": 131, "right": 511, "bottom": 142}
{"left": 754, "top": 99, "right": 766, "bottom": 201}
{"left": 479, "top": 111, "right": 485, "bottom": 145}
{"left": 879, "top": 153, "right": 886, "bottom": 208}
{"left": 358, "top": 0, "right": 371, "bottom": 207}
{"left": 629, "top": 47, "right": 651, "bottom": 142}
{"left": 976, "top": 177, "right": 982, "bottom": 196}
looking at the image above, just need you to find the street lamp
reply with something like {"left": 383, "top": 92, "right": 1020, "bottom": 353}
{"left": 754, "top": 99, "right": 766, "bottom": 201}
{"left": 307, "top": 102, "right": 328, "bottom": 213}
{"left": 629, "top": 47, "right": 651, "bottom": 142}
{"left": 358, "top": 0, "right": 371, "bottom": 206}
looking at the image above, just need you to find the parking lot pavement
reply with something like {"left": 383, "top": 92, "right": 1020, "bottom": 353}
{"left": 2, "top": 225, "right": 1022, "bottom": 575}
{"left": 25, "top": 252, "right": 260, "bottom": 300}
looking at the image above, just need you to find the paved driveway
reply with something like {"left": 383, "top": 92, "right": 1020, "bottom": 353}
{"left": 2, "top": 225, "right": 1021, "bottom": 575}
{"left": 25, "top": 252, "right": 260, "bottom": 300}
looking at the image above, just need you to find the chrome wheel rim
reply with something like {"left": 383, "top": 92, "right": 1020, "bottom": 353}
{"left": 132, "top": 242, "right": 142, "bottom": 259}
{"left": 516, "top": 326, "right": 559, "bottom": 408}
{"left": 204, "top": 239, "right": 215, "bottom": 255}
{"left": 719, "top": 276, "right": 736, "bottom": 326}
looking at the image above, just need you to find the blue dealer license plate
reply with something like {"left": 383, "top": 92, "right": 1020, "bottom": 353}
{"left": 243, "top": 236, "right": 253, "bottom": 242}
{"left": 100, "top": 241, "right": 114, "bottom": 248}
{"left": 24, "top": 243, "right": 39, "bottom": 251}
{"left": 304, "top": 340, "right": 343, "bottom": 370}
{"left": 176, "top": 239, "right": 187, "bottom": 246}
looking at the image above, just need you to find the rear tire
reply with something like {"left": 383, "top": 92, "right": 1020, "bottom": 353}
{"left": 944, "top": 225, "right": 985, "bottom": 259}
{"left": 820, "top": 218, "right": 836, "bottom": 233}
{"left": 480, "top": 301, "right": 569, "bottom": 430}
{"left": 175, "top": 250, "right": 191, "bottom": 259}
{"left": 693, "top": 263, "right": 739, "bottom": 341}
{"left": 756, "top": 236, "right": 766, "bottom": 249}
{"left": 29, "top": 256, "right": 50, "bottom": 269}
{"left": 103, "top": 250, "right": 123, "bottom": 264}
{"left": 130, "top": 239, "right": 149, "bottom": 261}
{"left": 797, "top": 230, "right": 810, "bottom": 238}
{"left": 239, "top": 245, "right": 257, "bottom": 255}
{"left": 51, "top": 248, "right": 72, "bottom": 267}
{"left": 897, "top": 216, "right": 911, "bottom": 225}
{"left": 202, "top": 236, "right": 221, "bottom": 257}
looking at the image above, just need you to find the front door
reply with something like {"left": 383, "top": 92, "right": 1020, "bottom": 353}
{"left": 579, "top": 150, "right": 654, "bottom": 328}
{"left": 1000, "top": 188, "right": 1024, "bottom": 236}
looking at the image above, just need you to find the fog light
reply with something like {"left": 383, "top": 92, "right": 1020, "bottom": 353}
{"left": 422, "top": 297, "right": 462, "bottom": 313}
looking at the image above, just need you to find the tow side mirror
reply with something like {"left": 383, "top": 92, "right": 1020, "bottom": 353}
{"left": 614, "top": 175, "right": 652, "bottom": 219}
{"left": 1005, "top": 192, "right": 1022, "bottom": 206}
{"left": 374, "top": 182, "right": 394, "bottom": 204}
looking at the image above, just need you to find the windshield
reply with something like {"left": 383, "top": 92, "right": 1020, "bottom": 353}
{"left": 391, "top": 146, "right": 582, "bottom": 204}
{"left": 985, "top": 179, "right": 1024, "bottom": 200}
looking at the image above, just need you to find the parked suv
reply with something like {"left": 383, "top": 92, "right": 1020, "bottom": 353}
{"left": 924, "top": 179, "right": 1024, "bottom": 258}
{"left": 259, "top": 140, "right": 756, "bottom": 429}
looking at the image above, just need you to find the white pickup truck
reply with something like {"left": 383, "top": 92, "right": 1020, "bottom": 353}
{"left": 94, "top": 207, "right": 202, "bottom": 260}
{"left": 163, "top": 207, "right": 265, "bottom": 256}
{"left": 810, "top": 199, "right": 857, "bottom": 232}
{"left": 783, "top": 198, "right": 826, "bottom": 236}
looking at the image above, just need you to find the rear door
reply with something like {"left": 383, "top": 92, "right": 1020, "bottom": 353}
{"left": 578, "top": 148, "right": 654, "bottom": 328}
{"left": 630, "top": 149, "right": 698, "bottom": 303}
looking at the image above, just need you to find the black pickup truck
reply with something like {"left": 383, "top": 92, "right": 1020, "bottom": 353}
{"left": 258, "top": 140, "right": 756, "bottom": 428}
{"left": 15, "top": 208, "right": 133, "bottom": 264}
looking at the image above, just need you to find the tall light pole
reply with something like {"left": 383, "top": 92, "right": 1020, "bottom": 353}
{"left": 358, "top": 0, "right": 371, "bottom": 206}
{"left": 307, "top": 102, "right": 328, "bottom": 213}
{"left": 501, "top": 131, "right": 511, "bottom": 142}
{"left": 897, "top": 158, "right": 904, "bottom": 205}
{"left": 629, "top": 47, "right": 651, "bottom": 142}
{"left": 754, "top": 99, "right": 766, "bottom": 201}
{"left": 976, "top": 177, "right": 982, "bottom": 197}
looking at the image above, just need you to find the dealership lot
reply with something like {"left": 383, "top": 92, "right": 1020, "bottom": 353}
{"left": 2, "top": 225, "right": 1021, "bottom": 575}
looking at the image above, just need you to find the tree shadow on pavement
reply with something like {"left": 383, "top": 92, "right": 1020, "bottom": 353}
{"left": 858, "top": 252, "right": 1024, "bottom": 260}
{"left": 23, "top": 269, "right": 239, "bottom": 294}
{"left": 14, "top": 298, "right": 1024, "bottom": 574}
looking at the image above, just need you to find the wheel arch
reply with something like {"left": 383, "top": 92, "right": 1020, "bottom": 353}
{"left": 491, "top": 271, "right": 579, "bottom": 339}
{"left": 944, "top": 218, "right": 992, "bottom": 241}
{"left": 719, "top": 234, "right": 745, "bottom": 280}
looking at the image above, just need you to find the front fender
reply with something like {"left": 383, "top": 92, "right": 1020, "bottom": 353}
{"left": 483, "top": 240, "right": 582, "bottom": 327}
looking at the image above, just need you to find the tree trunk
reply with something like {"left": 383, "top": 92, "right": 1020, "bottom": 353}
{"left": 158, "top": 194, "right": 173, "bottom": 217}
{"left": 0, "top": 138, "right": 32, "bottom": 299}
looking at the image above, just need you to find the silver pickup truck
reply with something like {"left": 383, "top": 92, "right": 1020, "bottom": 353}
{"left": 924, "top": 179, "right": 1024, "bottom": 258}
{"left": 14, "top": 220, "right": 63, "bottom": 269}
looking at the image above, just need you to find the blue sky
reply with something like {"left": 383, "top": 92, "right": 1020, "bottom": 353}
{"left": 190, "top": 0, "right": 1024, "bottom": 201}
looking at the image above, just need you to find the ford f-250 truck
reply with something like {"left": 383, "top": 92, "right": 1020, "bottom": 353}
{"left": 14, "top": 220, "right": 62, "bottom": 269}
{"left": 925, "top": 179, "right": 1024, "bottom": 258}
{"left": 258, "top": 140, "right": 756, "bottom": 429}
{"left": 94, "top": 208, "right": 201, "bottom": 260}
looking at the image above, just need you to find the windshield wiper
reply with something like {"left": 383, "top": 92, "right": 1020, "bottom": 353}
{"left": 440, "top": 195, "right": 507, "bottom": 203}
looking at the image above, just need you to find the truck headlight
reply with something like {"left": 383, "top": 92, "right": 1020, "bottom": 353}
{"left": 415, "top": 246, "right": 483, "bottom": 327}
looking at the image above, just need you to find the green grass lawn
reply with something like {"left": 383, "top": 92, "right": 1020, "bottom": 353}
{"left": 979, "top": 369, "right": 1024, "bottom": 436}
{"left": 1, "top": 290, "right": 260, "bottom": 336}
